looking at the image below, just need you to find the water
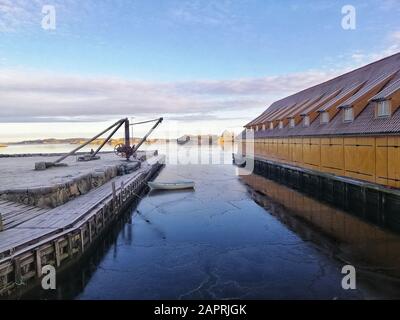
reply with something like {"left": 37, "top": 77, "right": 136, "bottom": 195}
{"left": 19, "top": 145, "right": 400, "bottom": 299}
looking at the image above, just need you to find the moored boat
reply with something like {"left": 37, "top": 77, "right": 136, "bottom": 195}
{"left": 148, "top": 180, "right": 195, "bottom": 190}
{"left": 233, "top": 153, "right": 246, "bottom": 167}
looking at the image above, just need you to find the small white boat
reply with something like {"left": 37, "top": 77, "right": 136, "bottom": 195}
{"left": 233, "top": 154, "right": 246, "bottom": 167}
{"left": 148, "top": 180, "right": 195, "bottom": 190}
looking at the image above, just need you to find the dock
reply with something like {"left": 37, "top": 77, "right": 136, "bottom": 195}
{"left": 0, "top": 151, "right": 165, "bottom": 297}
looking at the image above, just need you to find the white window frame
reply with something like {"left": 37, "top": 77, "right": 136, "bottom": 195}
{"left": 289, "top": 118, "right": 295, "bottom": 128}
{"left": 377, "top": 100, "right": 391, "bottom": 118}
{"left": 320, "top": 112, "right": 329, "bottom": 124}
{"left": 303, "top": 116, "right": 310, "bottom": 127}
{"left": 343, "top": 108, "right": 354, "bottom": 122}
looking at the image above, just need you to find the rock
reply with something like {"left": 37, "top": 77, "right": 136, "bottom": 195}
{"left": 35, "top": 162, "right": 47, "bottom": 171}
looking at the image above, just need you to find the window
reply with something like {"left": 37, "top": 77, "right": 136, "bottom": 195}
{"left": 279, "top": 121, "right": 284, "bottom": 129}
{"left": 289, "top": 118, "right": 295, "bottom": 128}
{"left": 255, "top": 125, "right": 259, "bottom": 131}
{"left": 303, "top": 116, "right": 310, "bottom": 127}
{"left": 262, "top": 124, "right": 266, "bottom": 130}
{"left": 320, "top": 112, "right": 329, "bottom": 124}
{"left": 269, "top": 122, "right": 274, "bottom": 130}
{"left": 343, "top": 108, "right": 354, "bottom": 122}
{"left": 377, "top": 100, "right": 391, "bottom": 118}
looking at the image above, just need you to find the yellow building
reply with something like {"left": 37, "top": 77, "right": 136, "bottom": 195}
{"left": 243, "top": 53, "right": 400, "bottom": 189}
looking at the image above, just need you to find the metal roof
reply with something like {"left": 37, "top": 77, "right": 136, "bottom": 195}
{"left": 370, "top": 78, "right": 400, "bottom": 102}
{"left": 246, "top": 52, "right": 400, "bottom": 136}
{"left": 338, "top": 71, "right": 398, "bottom": 109}
{"left": 300, "top": 89, "right": 342, "bottom": 116}
{"left": 317, "top": 82, "right": 365, "bottom": 112}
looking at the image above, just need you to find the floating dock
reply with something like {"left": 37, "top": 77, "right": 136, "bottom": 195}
{"left": 0, "top": 151, "right": 165, "bottom": 297}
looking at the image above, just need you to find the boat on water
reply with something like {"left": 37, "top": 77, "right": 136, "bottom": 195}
{"left": 177, "top": 135, "right": 190, "bottom": 145}
{"left": 233, "top": 154, "right": 246, "bottom": 167}
{"left": 148, "top": 180, "right": 195, "bottom": 190}
{"left": 0, "top": 144, "right": 7, "bottom": 148}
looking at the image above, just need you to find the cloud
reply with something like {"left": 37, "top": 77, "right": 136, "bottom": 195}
{"left": 0, "top": 0, "right": 73, "bottom": 33}
{"left": 169, "top": 0, "right": 238, "bottom": 26}
{"left": 0, "top": 0, "right": 43, "bottom": 32}
{"left": 0, "top": 68, "right": 339, "bottom": 121}
{"left": 345, "top": 30, "right": 400, "bottom": 67}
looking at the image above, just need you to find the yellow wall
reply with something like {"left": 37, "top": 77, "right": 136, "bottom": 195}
{"left": 244, "top": 135, "right": 400, "bottom": 188}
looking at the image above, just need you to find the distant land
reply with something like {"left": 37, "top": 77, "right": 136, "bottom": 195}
{"left": 6, "top": 134, "right": 233, "bottom": 146}
{"left": 2, "top": 131, "right": 236, "bottom": 147}
{"left": 8, "top": 137, "right": 173, "bottom": 146}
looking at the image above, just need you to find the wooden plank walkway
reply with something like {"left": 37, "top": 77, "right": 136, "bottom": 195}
{"left": 0, "top": 200, "right": 50, "bottom": 231}
{"left": 0, "top": 164, "right": 149, "bottom": 256}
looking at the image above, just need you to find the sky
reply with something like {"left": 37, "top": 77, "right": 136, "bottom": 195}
{"left": 0, "top": 0, "right": 400, "bottom": 141}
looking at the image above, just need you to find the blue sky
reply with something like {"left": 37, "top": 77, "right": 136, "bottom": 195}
{"left": 0, "top": 0, "right": 399, "bottom": 140}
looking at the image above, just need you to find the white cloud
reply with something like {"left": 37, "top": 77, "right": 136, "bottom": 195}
{"left": 345, "top": 30, "right": 400, "bottom": 67}
{"left": 0, "top": 68, "right": 339, "bottom": 121}
{"left": 169, "top": 0, "right": 237, "bottom": 26}
{"left": 0, "top": 0, "right": 70, "bottom": 33}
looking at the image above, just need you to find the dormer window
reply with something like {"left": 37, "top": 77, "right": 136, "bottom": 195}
{"left": 377, "top": 100, "right": 391, "bottom": 118}
{"left": 343, "top": 108, "right": 354, "bottom": 122}
{"left": 269, "top": 122, "right": 274, "bottom": 130}
{"left": 279, "top": 121, "right": 284, "bottom": 129}
{"left": 289, "top": 118, "right": 295, "bottom": 128}
{"left": 303, "top": 116, "right": 310, "bottom": 127}
{"left": 320, "top": 112, "right": 329, "bottom": 124}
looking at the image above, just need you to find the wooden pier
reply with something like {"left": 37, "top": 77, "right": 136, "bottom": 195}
{"left": 0, "top": 154, "right": 164, "bottom": 297}
{"left": 0, "top": 201, "right": 50, "bottom": 231}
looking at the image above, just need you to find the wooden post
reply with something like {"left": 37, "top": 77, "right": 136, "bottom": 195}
{"left": 88, "top": 221, "right": 93, "bottom": 243}
{"left": 35, "top": 249, "right": 42, "bottom": 278}
{"left": 112, "top": 182, "right": 117, "bottom": 208}
{"left": 67, "top": 234, "right": 74, "bottom": 258}
{"left": 121, "top": 181, "right": 125, "bottom": 201}
{"left": 80, "top": 228, "right": 85, "bottom": 253}
{"left": 14, "top": 258, "right": 22, "bottom": 285}
{"left": 54, "top": 241, "right": 61, "bottom": 267}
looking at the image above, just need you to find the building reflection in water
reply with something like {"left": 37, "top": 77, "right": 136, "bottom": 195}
{"left": 240, "top": 173, "right": 400, "bottom": 278}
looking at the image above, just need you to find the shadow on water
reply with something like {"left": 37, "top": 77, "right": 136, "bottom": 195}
{"left": 16, "top": 187, "right": 151, "bottom": 300}
{"left": 240, "top": 174, "right": 400, "bottom": 297}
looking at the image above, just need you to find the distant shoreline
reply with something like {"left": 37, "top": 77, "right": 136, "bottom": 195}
{"left": 4, "top": 134, "right": 229, "bottom": 146}
{"left": 6, "top": 137, "right": 174, "bottom": 146}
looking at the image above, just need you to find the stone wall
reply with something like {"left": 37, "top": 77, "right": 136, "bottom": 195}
{"left": 0, "top": 162, "right": 140, "bottom": 208}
